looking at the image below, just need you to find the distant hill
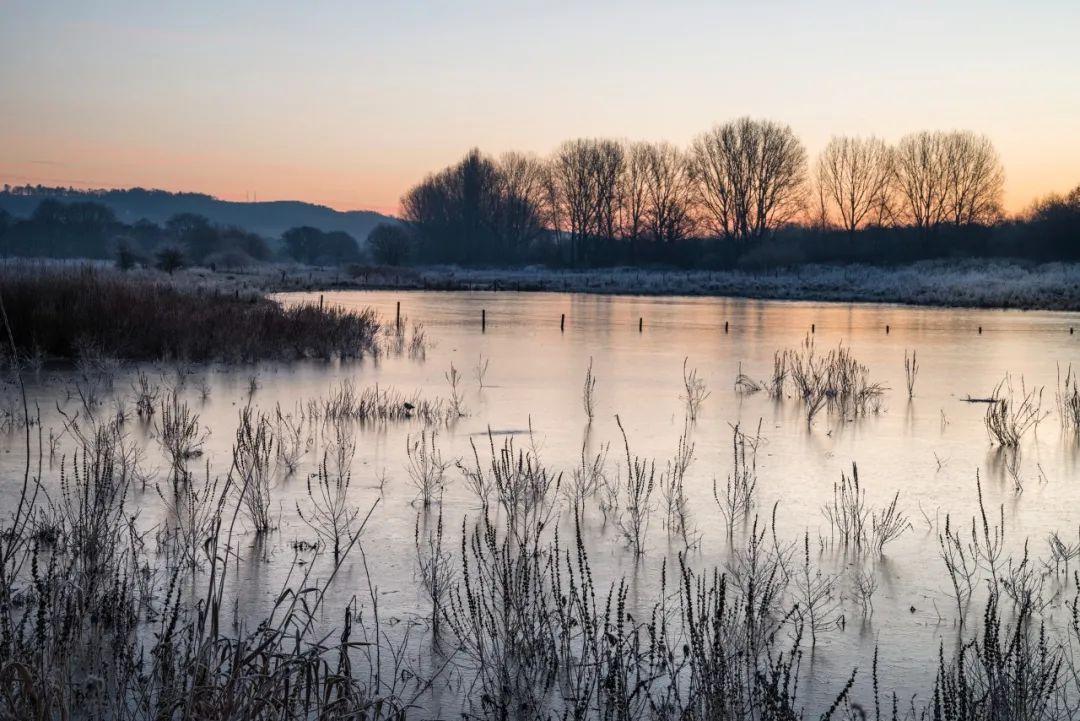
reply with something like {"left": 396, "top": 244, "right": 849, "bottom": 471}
{"left": 0, "top": 185, "right": 397, "bottom": 241}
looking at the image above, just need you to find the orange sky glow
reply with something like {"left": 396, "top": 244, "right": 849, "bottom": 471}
{"left": 2, "top": 2, "right": 1077, "bottom": 217}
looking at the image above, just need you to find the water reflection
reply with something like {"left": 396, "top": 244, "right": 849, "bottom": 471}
{"left": 4, "top": 289, "right": 1080, "bottom": 714}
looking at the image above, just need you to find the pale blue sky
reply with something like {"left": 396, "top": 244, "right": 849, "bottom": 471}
{"left": 1, "top": 1, "right": 1077, "bottom": 213}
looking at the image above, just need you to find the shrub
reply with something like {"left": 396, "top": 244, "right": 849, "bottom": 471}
{"left": 367, "top": 222, "right": 412, "bottom": 266}
{"left": 154, "top": 244, "right": 186, "bottom": 274}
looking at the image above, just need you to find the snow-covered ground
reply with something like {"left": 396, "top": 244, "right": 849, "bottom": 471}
{"left": 306, "top": 259, "right": 1080, "bottom": 311}
{"left": 9, "top": 257, "right": 1080, "bottom": 311}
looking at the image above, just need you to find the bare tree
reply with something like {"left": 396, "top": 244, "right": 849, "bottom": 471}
{"left": 893, "top": 131, "right": 949, "bottom": 230}
{"left": 592, "top": 139, "right": 625, "bottom": 245}
{"left": 493, "top": 152, "right": 549, "bottom": 257}
{"left": 894, "top": 130, "right": 1004, "bottom": 231}
{"left": 619, "top": 141, "right": 651, "bottom": 244}
{"left": 551, "top": 139, "right": 597, "bottom": 263}
{"left": 550, "top": 138, "right": 625, "bottom": 263}
{"left": 815, "top": 136, "right": 894, "bottom": 235}
{"left": 942, "top": 131, "right": 1004, "bottom": 226}
{"left": 689, "top": 117, "right": 807, "bottom": 244}
{"left": 642, "top": 141, "right": 696, "bottom": 244}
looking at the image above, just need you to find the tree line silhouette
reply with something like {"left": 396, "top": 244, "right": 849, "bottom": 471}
{"left": 0, "top": 199, "right": 364, "bottom": 270}
{"left": 400, "top": 118, "right": 1080, "bottom": 268}
{"left": 1, "top": 118, "right": 1077, "bottom": 271}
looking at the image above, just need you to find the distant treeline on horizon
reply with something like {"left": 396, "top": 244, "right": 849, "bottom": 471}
{"left": 2, "top": 117, "right": 1078, "bottom": 271}
{"left": 0, "top": 194, "right": 380, "bottom": 271}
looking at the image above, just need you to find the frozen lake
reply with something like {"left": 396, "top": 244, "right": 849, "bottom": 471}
{"left": 6, "top": 289, "right": 1080, "bottom": 716}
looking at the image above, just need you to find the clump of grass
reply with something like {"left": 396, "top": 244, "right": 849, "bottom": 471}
{"left": 563, "top": 437, "right": 609, "bottom": 513}
{"left": 408, "top": 321, "right": 428, "bottom": 359}
{"left": 715, "top": 420, "right": 762, "bottom": 536}
{"left": 0, "top": 262, "right": 381, "bottom": 361}
{"left": 1048, "top": 527, "right": 1080, "bottom": 577}
{"left": 274, "top": 402, "right": 308, "bottom": 474}
{"left": 613, "top": 415, "right": 656, "bottom": 556}
{"left": 794, "top": 531, "right": 839, "bottom": 646}
{"left": 734, "top": 362, "right": 764, "bottom": 394}
{"left": 660, "top": 424, "right": 696, "bottom": 545}
{"left": 156, "top": 390, "right": 205, "bottom": 478}
{"left": 319, "top": 379, "right": 446, "bottom": 424}
{"left": 822, "top": 463, "right": 910, "bottom": 554}
{"left": 155, "top": 463, "right": 225, "bottom": 570}
{"left": 132, "top": 371, "right": 159, "bottom": 417}
{"left": 444, "top": 363, "right": 467, "bottom": 418}
{"left": 938, "top": 472, "right": 1008, "bottom": 625}
{"left": 853, "top": 565, "right": 878, "bottom": 617}
{"left": 783, "top": 337, "right": 887, "bottom": 426}
{"left": 1057, "top": 363, "right": 1080, "bottom": 436}
{"left": 234, "top": 406, "right": 275, "bottom": 533}
{"left": 462, "top": 429, "right": 561, "bottom": 544}
{"left": 414, "top": 502, "right": 454, "bottom": 642}
{"left": 681, "top": 357, "right": 710, "bottom": 421}
{"left": 768, "top": 349, "right": 789, "bottom": 399}
{"left": 474, "top": 353, "right": 489, "bottom": 388}
{"left": 583, "top": 357, "right": 597, "bottom": 422}
{"left": 985, "top": 374, "right": 1046, "bottom": 446}
{"left": 297, "top": 441, "right": 361, "bottom": 559}
{"left": 934, "top": 591, "right": 1062, "bottom": 719}
{"left": 406, "top": 429, "right": 450, "bottom": 507}
{"left": 905, "top": 348, "right": 919, "bottom": 399}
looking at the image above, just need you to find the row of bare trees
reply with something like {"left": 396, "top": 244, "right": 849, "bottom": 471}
{"left": 817, "top": 130, "right": 1004, "bottom": 236}
{"left": 401, "top": 118, "right": 1006, "bottom": 264}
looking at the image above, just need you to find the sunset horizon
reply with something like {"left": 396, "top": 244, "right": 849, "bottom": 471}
{"left": 4, "top": 6, "right": 1080, "bottom": 719}
{"left": 3, "top": 1, "right": 1078, "bottom": 216}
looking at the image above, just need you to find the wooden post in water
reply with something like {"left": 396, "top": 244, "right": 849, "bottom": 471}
{"left": 811, "top": 323, "right": 815, "bottom": 333}
{"left": 638, "top": 317, "right": 643, "bottom": 333}
{"left": 482, "top": 309, "right": 486, "bottom": 332}
{"left": 724, "top": 321, "right": 729, "bottom": 333}
{"left": 395, "top": 301, "right": 401, "bottom": 330}
{"left": 978, "top": 326, "right": 983, "bottom": 334}
{"left": 560, "top": 313, "right": 565, "bottom": 332}
{"left": 885, "top": 324, "right": 890, "bottom": 334}
{"left": 319, "top": 294, "right": 324, "bottom": 312}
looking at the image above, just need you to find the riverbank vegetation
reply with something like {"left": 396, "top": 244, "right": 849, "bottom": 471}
{"left": 3, "top": 356, "right": 1080, "bottom": 718}
{"left": 0, "top": 262, "right": 381, "bottom": 362}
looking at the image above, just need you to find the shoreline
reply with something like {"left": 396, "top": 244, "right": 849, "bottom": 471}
{"left": 7, "top": 256, "right": 1080, "bottom": 314}
{"left": 265, "top": 259, "right": 1080, "bottom": 314}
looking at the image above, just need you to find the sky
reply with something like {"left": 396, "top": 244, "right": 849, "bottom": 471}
{"left": 1, "top": 1, "right": 1078, "bottom": 216}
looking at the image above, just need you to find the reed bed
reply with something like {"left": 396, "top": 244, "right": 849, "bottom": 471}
{"left": 0, "top": 409, "right": 417, "bottom": 720}
{"left": 6, "top": 346, "right": 1080, "bottom": 720}
{"left": 756, "top": 337, "right": 886, "bottom": 426}
{"left": 1057, "top": 364, "right": 1080, "bottom": 437}
{"left": 0, "top": 263, "right": 381, "bottom": 362}
{"left": 317, "top": 379, "right": 447, "bottom": 424}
